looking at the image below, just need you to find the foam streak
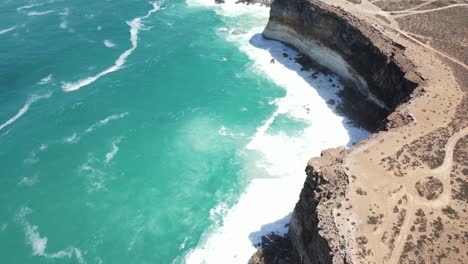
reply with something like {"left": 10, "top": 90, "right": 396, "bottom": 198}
{"left": 0, "top": 26, "right": 16, "bottom": 35}
{"left": 16, "top": 3, "right": 44, "bottom": 11}
{"left": 85, "top": 112, "right": 128, "bottom": 133}
{"left": 62, "top": 1, "right": 162, "bottom": 92}
{"left": 0, "top": 93, "right": 52, "bottom": 131}
{"left": 27, "top": 10, "right": 55, "bottom": 16}
{"left": 17, "top": 207, "right": 86, "bottom": 264}
{"left": 105, "top": 138, "right": 122, "bottom": 163}
{"left": 38, "top": 74, "right": 53, "bottom": 85}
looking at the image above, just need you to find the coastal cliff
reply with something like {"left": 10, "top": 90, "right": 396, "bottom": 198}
{"left": 263, "top": 0, "right": 421, "bottom": 130}
{"left": 253, "top": 0, "right": 468, "bottom": 263}
{"left": 254, "top": 0, "right": 432, "bottom": 263}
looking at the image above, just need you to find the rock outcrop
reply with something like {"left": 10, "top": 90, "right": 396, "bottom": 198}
{"left": 289, "top": 147, "right": 351, "bottom": 263}
{"left": 263, "top": 0, "right": 422, "bottom": 130}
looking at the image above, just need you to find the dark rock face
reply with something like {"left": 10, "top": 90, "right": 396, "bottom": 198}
{"left": 236, "top": 0, "right": 273, "bottom": 6}
{"left": 289, "top": 147, "right": 351, "bottom": 264}
{"left": 249, "top": 233, "right": 300, "bottom": 264}
{"left": 263, "top": 0, "right": 422, "bottom": 130}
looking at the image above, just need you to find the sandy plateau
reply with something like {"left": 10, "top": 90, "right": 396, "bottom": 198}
{"left": 320, "top": 0, "right": 468, "bottom": 263}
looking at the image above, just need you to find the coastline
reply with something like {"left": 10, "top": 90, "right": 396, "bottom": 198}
{"left": 251, "top": 0, "right": 467, "bottom": 263}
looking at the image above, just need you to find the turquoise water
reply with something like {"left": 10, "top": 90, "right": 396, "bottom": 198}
{"left": 0, "top": 1, "right": 368, "bottom": 263}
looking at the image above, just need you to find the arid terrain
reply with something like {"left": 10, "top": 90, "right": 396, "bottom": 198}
{"left": 323, "top": 0, "right": 468, "bottom": 263}
{"left": 247, "top": 0, "right": 467, "bottom": 263}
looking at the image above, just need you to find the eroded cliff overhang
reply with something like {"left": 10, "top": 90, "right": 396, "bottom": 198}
{"left": 263, "top": 0, "right": 422, "bottom": 129}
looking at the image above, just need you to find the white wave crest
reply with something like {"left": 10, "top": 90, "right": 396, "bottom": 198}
{"left": 187, "top": 0, "right": 268, "bottom": 17}
{"left": 104, "top": 40, "right": 115, "bottom": 48}
{"left": 62, "top": 1, "right": 162, "bottom": 92}
{"left": 0, "top": 26, "right": 16, "bottom": 35}
{"left": 0, "top": 92, "right": 52, "bottom": 131}
{"left": 27, "top": 10, "right": 55, "bottom": 16}
{"left": 38, "top": 74, "right": 53, "bottom": 85}
{"left": 17, "top": 207, "right": 86, "bottom": 263}
{"left": 17, "top": 3, "right": 44, "bottom": 12}
{"left": 18, "top": 175, "right": 40, "bottom": 186}
{"left": 63, "top": 132, "right": 80, "bottom": 144}
{"left": 85, "top": 112, "right": 128, "bottom": 133}
{"left": 105, "top": 137, "right": 122, "bottom": 163}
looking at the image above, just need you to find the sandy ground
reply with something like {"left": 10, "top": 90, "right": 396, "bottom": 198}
{"left": 319, "top": 0, "right": 468, "bottom": 263}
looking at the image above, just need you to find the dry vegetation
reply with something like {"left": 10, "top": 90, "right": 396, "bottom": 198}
{"left": 322, "top": 0, "right": 468, "bottom": 263}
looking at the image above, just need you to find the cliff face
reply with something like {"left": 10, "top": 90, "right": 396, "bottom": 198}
{"left": 263, "top": 0, "right": 421, "bottom": 129}
{"left": 289, "top": 147, "right": 351, "bottom": 263}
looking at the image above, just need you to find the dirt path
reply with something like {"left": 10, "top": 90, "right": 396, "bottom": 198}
{"left": 404, "top": 0, "right": 438, "bottom": 11}
{"left": 388, "top": 127, "right": 468, "bottom": 264}
{"left": 391, "top": 4, "right": 468, "bottom": 17}
{"left": 345, "top": 1, "right": 468, "bottom": 70}
{"left": 394, "top": 28, "right": 467, "bottom": 70}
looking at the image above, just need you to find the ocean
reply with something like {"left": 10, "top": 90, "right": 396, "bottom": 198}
{"left": 0, "top": 0, "right": 368, "bottom": 263}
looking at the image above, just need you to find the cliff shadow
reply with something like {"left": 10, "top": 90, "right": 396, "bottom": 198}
{"left": 248, "top": 33, "right": 376, "bottom": 144}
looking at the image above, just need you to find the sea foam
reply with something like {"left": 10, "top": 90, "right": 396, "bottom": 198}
{"left": 17, "top": 3, "right": 45, "bottom": 12}
{"left": 17, "top": 207, "right": 86, "bottom": 263}
{"left": 38, "top": 74, "right": 53, "bottom": 85}
{"left": 0, "top": 93, "right": 52, "bottom": 132}
{"left": 80, "top": 154, "right": 106, "bottom": 192}
{"left": 185, "top": 2, "right": 369, "bottom": 263}
{"left": 104, "top": 40, "right": 116, "bottom": 48}
{"left": 105, "top": 137, "right": 122, "bottom": 163}
{"left": 27, "top": 10, "right": 55, "bottom": 16}
{"left": 18, "top": 175, "right": 40, "bottom": 187}
{"left": 0, "top": 26, "right": 16, "bottom": 35}
{"left": 85, "top": 112, "right": 128, "bottom": 133}
{"left": 63, "top": 132, "right": 80, "bottom": 144}
{"left": 62, "top": 1, "right": 162, "bottom": 92}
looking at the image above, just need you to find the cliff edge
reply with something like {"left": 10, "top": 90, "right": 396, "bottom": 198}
{"left": 253, "top": 0, "right": 468, "bottom": 263}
